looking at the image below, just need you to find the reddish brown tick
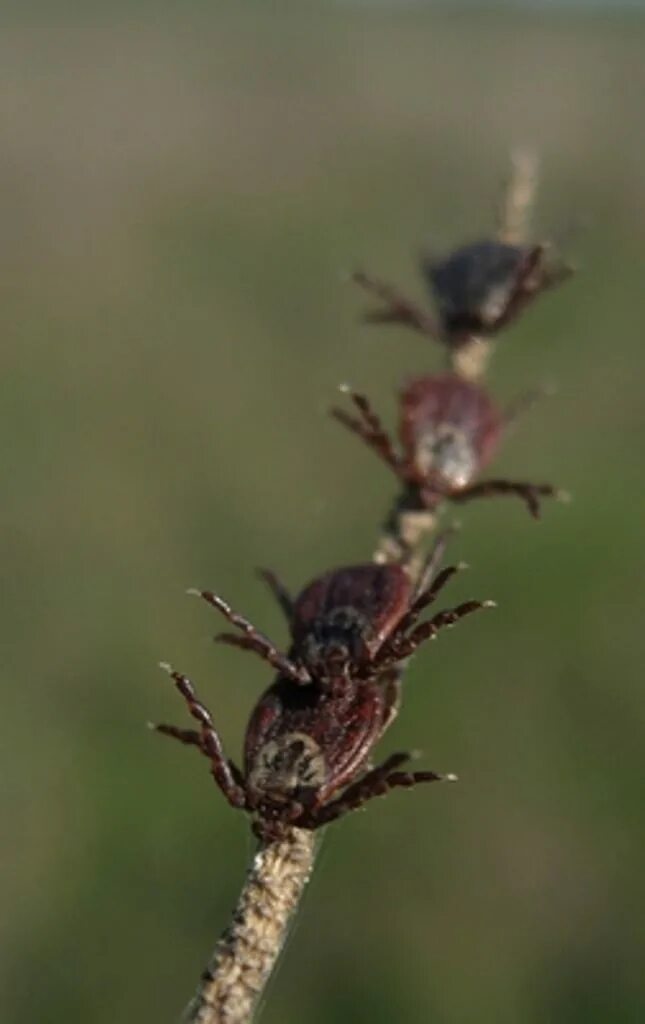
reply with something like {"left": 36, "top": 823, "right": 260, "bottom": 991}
{"left": 153, "top": 560, "right": 493, "bottom": 838}
{"left": 353, "top": 239, "right": 572, "bottom": 347}
{"left": 332, "top": 373, "right": 561, "bottom": 519}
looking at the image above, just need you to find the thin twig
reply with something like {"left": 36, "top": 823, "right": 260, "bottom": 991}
{"left": 496, "top": 147, "right": 540, "bottom": 245}
{"left": 452, "top": 149, "right": 540, "bottom": 382}
{"left": 450, "top": 339, "right": 494, "bottom": 383}
{"left": 373, "top": 494, "right": 437, "bottom": 576}
{"left": 184, "top": 829, "right": 317, "bottom": 1024}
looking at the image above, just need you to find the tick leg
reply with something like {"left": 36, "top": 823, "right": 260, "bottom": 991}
{"left": 494, "top": 245, "right": 547, "bottom": 330}
{"left": 411, "top": 529, "right": 455, "bottom": 599}
{"left": 498, "top": 246, "right": 573, "bottom": 330}
{"left": 396, "top": 563, "right": 466, "bottom": 638}
{"left": 312, "top": 752, "right": 452, "bottom": 827}
{"left": 385, "top": 566, "right": 461, "bottom": 648}
{"left": 153, "top": 723, "right": 246, "bottom": 789}
{"left": 379, "top": 538, "right": 467, "bottom": 652}
{"left": 451, "top": 478, "right": 558, "bottom": 519}
{"left": 188, "top": 589, "right": 309, "bottom": 683}
{"left": 378, "top": 666, "right": 403, "bottom": 736}
{"left": 154, "top": 723, "right": 205, "bottom": 749}
{"left": 387, "top": 599, "right": 495, "bottom": 662}
{"left": 496, "top": 148, "right": 539, "bottom": 245}
{"left": 331, "top": 386, "right": 401, "bottom": 472}
{"left": 257, "top": 568, "right": 294, "bottom": 623}
{"left": 158, "top": 663, "right": 246, "bottom": 809}
{"left": 214, "top": 632, "right": 273, "bottom": 654}
{"left": 502, "top": 386, "right": 550, "bottom": 429}
{"left": 352, "top": 269, "right": 442, "bottom": 341}
{"left": 539, "top": 258, "right": 575, "bottom": 293}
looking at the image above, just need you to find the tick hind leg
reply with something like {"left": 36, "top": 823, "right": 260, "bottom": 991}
{"left": 451, "top": 478, "right": 558, "bottom": 518}
{"left": 352, "top": 270, "right": 442, "bottom": 341}
{"left": 312, "top": 752, "right": 452, "bottom": 827}
{"left": 157, "top": 663, "right": 246, "bottom": 808}
{"left": 331, "top": 386, "right": 401, "bottom": 473}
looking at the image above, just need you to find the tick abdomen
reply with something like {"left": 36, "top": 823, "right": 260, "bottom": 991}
{"left": 413, "top": 424, "right": 478, "bottom": 489}
{"left": 248, "top": 732, "right": 327, "bottom": 800}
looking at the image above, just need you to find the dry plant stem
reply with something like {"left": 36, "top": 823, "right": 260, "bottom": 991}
{"left": 184, "top": 828, "right": 318, "bottom": 1024}
{"left": 373, "top": 504, "right": 437, "bottom": 577}
{"left": 449, "top": 339, "right": 494, "bottom": 383}
{"left": 451, "top": 149, "right": 539, "bottom": 383}
{"left": 496, "top": 148, "right": 539, "bottom": 246}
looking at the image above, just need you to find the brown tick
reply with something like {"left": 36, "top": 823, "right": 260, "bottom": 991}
{"left": 332, "top": 374, "right": 561, "bottom": 518}
{"left": 153, "top": 559, "right": 493, "bottom": 838}
{"left": 353, "top": 239, "right": 572, "bottom": 347}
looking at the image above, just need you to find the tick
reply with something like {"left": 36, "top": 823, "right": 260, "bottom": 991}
{"left": 332, "top": 374, "right": 561, "bottom": 519}
{"left": 153, "top": 559, "right": 493, "bottom": 838}
{"left": 353, "top": 239, "right": 572, "bottom": 348}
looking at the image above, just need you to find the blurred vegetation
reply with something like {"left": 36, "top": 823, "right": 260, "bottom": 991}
{"left": 1, "top": 5, "right": 644, "bottom": 1023}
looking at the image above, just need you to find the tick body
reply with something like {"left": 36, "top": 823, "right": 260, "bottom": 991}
{"left": 332, "top": 374, "right": 558, "bottom": 518}
{"left": 424, "top": 240, "right": 564, "bottom": 342}
{"left": 154, "top": 559, "right": 491, "bottom": 837}
{"left": 400, "top": 373, "right": 501, "bottom": 492}
{"left": 353, "top": 239, "right": 571, "bottom": 348}
{"left": 291, "top": 563, "right": 411, "bottom": 685}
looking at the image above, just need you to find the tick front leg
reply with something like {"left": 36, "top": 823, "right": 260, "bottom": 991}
{"left": 395, "top": 561, "right": 468, "bottom": 638}
{"left": 352, "top": 269, "right": 442, "bottom": 341}
{"left": 257, "top": 568, "right": 294, "bottom": 623}
{"left": 452, "top": 478, "right": 558, "bottom": 518}
{"left": 331, "top": 385, "right": 401, "bottom": 473}
{"left": 188, "top": 588, "right": 309, "bottom": 683}
{"left": 390, "top": 599, "right": 495, "bottom": 661}
{"left": 502, "top": 386, "right": 551, "bottom": 430}
{"left": 158, "top": 663, "right": 246, "bottom": 809}
{"left": 312, "top": 752, "right": 453, "bottom": 827}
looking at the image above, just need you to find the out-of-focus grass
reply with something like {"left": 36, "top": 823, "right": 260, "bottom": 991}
{"left": 1, "top": 7, "right": 644, "bottom": 1024}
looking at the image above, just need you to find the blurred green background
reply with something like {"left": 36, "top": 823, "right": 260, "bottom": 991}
{"left": 2, "top": 4, "right": 645, "bottom": 1023}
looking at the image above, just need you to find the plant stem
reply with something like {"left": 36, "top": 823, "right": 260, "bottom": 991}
{"left": 184, "top": 828, "right": 318, "bottom": 1024}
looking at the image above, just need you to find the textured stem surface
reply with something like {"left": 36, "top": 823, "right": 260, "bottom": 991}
{"left": 184, "top": 828, "right": 318, "bottom": 1024}
{"left": 497, "top": 147, "right": 539, "bottom": 245}
{"left": 374, "top": 496, "right": 437, "bottom": 573}
{"left": 451, "top": 148, "right": 539, "bottom": 383}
